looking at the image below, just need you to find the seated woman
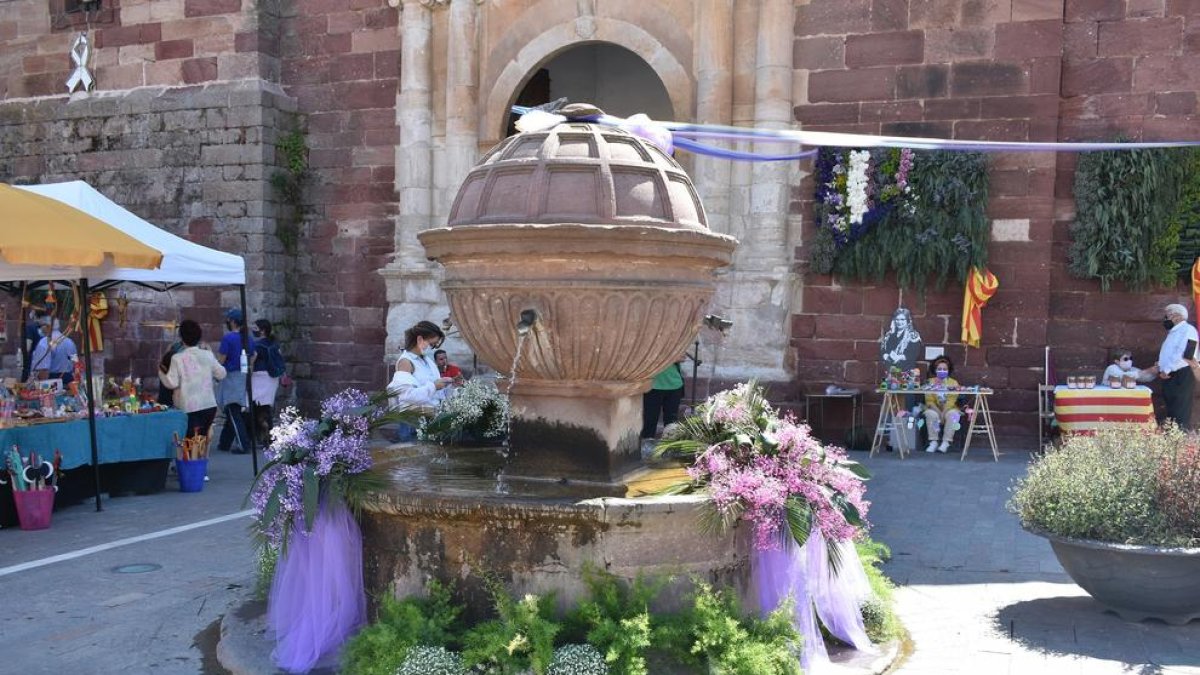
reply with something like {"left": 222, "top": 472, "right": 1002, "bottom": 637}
{"left": 1101, "top": 348, "right": 1155, "bottom": 386}
{"left": 923, "top": 356, "right": 961, "bottom": 454}
{"left": 387, "top": 320, "right": 455, "bottom": 440}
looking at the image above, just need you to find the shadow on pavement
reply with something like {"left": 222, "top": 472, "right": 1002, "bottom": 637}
{"left": 993, "top": 595, "right": 1200, "bottom": 673}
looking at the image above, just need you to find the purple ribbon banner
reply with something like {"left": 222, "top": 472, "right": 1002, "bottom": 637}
{"left": 512, "top": 105, "right": 1200, "bottom": 161}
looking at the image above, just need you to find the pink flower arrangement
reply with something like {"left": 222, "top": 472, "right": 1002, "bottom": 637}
{"left": 660, "top": 383, "right": 871, "bottom": 552}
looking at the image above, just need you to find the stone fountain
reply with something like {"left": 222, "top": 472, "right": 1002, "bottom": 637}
{"left": 362, "top": 117, "right": 744, "bottom": 617}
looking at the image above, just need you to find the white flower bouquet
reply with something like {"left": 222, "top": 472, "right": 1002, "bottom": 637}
{"left": 418, "top": 379, "right": 509, "bottom": 444}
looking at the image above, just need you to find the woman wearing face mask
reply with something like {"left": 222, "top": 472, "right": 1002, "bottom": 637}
{"left": 922, "top": 356, "right": 961, "bottom": 453}
{"left": 387, "top": 321, "right": 455, "bottom": 439}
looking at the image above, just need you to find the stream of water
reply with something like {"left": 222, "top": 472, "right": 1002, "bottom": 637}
{"left": 499, "top": 331, "right": 528, "bottom": 455}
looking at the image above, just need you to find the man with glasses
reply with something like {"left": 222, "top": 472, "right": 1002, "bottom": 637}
{"left": 1156, "top": 303, "right": 1198, "bottom": 430}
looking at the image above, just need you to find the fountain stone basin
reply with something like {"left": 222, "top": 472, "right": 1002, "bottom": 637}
{"left": 361, "top": 444, "right": 751, "bottom": 622}
{"left": 418, "top": 122, "right": 736, "bottom": 489}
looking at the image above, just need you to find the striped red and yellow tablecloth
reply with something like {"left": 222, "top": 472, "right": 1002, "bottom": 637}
{"left": 1053, "top": 385, "right": 1155, "bottom": 433}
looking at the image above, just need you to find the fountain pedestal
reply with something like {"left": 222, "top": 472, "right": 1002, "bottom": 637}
{"left": 507, "top": 381, "right": 644, "bottom": 490}
{"left": 363, "top": 447, "right": 752, "bottom": 622}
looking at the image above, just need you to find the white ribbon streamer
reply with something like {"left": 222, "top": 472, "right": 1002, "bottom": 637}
{"left": 66, "top": 32, "right": 94, "bottom": 94}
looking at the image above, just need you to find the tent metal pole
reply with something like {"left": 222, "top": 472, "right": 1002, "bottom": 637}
{"left": 80, "top": 278, "right": 103, "bottom": 512}
{"left": 240, "top": 284, "right": 258, "bottom": 476}
{"left": 18, "top": 282, "right": 28, "bottom": 380}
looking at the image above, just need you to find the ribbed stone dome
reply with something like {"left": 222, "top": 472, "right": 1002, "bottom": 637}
{"left": 447, "top": 123, "right": 708, "bottom": 230}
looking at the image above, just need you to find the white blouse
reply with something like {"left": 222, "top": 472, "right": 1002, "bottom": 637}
{"left": 387, "top": 349, "right": 444, "bottom": 410}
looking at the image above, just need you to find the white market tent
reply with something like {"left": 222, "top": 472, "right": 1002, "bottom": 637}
{"left": 4, "top": 181, "right": 244, "bottom": 288}
{"left": 2, "top": 181, "right": 256, "bottom": 511}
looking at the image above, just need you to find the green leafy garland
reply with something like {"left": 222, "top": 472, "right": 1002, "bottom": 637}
{"left": 1069, "top": 146, "right": 1193, "bottom": 291}
{"left": 1170, "top": 149, "right": 1200, "bottom": 277}
{"left": 810, "top": 149, "right": 990, "bottom": 291}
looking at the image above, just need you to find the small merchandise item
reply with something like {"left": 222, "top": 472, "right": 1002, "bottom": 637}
{"left": 1122, "top": 373, "right": 1137, "bottom": 389}
{"left": 174, "top": 432, "right": 210, "bottom": 493}
{"left": 2, "top": 446, "right": 62, "bottom": 530}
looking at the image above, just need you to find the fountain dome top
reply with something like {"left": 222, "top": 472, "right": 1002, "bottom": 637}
{"left": 447, "top": 122, "right": 709, "bottom": 231}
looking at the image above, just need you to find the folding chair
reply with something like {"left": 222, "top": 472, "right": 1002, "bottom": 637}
{"left": 1037, "top": 384, "right": 1055, "bottom": 450}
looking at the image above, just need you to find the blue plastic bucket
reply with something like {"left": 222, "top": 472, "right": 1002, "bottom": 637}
{"left": 176, "top": 458, "right": 208, "bottom": 493}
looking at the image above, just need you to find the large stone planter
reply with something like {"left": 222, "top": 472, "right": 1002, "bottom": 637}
{"left": 1036, "top": 530, "right": 1200, "bottom": 624}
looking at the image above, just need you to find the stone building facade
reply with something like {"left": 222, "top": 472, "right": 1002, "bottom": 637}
{"left": 1, "top": 0, "right": 1198, "bottom": 439}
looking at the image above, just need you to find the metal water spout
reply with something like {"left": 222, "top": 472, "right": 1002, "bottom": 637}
{"left": 516, "top": 309, "right": 539, "bottom": 336}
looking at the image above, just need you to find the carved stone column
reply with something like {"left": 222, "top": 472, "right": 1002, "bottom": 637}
{"left": 382, "top": 0, "right": 438, "bottom": 357}
{"left": 711, "top": 0, "right": 795, "bottom": 383}
{"left": 692, "top": 0, "right": 733, "bottom": 236}
{"left": 444, "top": 0, "right": 480, "bottom": 214}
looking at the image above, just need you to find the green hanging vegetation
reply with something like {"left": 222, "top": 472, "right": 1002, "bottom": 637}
{"left": 271, "top": 128, "right": 308, "bottom": 257}
{"left": 1068, "top": 146, "right": 1194, "bottom": 291}
{"left": 1170, "top": 150, "right": 1200, "bottom": 277}
{"left": 809, "top": 149, "right": 990, "bottom": 292}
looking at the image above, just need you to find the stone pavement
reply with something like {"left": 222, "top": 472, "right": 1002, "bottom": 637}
{"left": 0, "top": 449, "right": 259, "bottom": 675}
{"left": 861, "top": 447, "right": 1200, "bottom": 675}
{"left": 3, "top": 437, "right": 1199, "bottom": 674}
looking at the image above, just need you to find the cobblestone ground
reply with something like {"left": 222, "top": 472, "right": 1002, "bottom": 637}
{"left": 861, "top": 449, "right": 1200, "bottom": 675}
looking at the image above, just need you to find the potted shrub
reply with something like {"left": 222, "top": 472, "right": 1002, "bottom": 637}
{"left": 1009, "top": 426, "right": 1200, "bottom": 624}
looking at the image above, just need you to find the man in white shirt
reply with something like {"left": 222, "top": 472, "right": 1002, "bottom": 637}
{"left": 1156, "top": 303, "right": 1198, "bottom": 430}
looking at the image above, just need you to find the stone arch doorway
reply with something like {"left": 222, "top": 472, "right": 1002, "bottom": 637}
{"left": 385, "top": 1, "right": 798, "bottom": 386}
{"left": 504, "top": 43, "right": 675, "bottom": 137}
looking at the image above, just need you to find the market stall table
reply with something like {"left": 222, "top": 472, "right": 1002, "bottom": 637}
{"left": 0, "top": 410, "right": 186, "bottom": 525}
{"left": 871, "top": 386, "right": 998, "bottom": 461}
{"left": 958, "top": 388, "right": 999, "bottom": 462}
{"left": 870, "top": 389, "right": 916, "bottom": 459}
{"left": 1053, "top": 385, "right": 1155, "bottom": 434}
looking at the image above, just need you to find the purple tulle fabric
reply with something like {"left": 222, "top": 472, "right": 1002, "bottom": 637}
{"left": 753, "top": 532, "right": 876, "bottom": 672}
{"left": 268, "top": 500, "right": 366, "bottom": 673}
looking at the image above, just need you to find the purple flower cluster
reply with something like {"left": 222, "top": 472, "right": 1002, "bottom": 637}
{"left": 814, "top": 146, "right": 916, "bottom": 250}
{"left": 250, "top": 389, "right": 378, "bottom": 546}
{"left": 895, "top": 148, "right": 914, "bottom": 190}
{"left": 684, "top": 385, "right": 870, "bottom": 551}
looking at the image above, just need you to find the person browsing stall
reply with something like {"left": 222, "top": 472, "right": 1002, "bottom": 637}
{"left": 215, "top": 308, "right": 254, "bottom": 453}
{"left": 21, "top": 309, "right": 47, "bottom": 382}
{"left": 1156, "top": 303, "right": 1198, "bottom": 430}
{"left": 159, "top": 319, "right": 226, "bottom": 439}
{"left": 29, "top": 316, "right": 78, "bottom": 385}
{"left": 250, "top": 319, "right": 286, "bottom": 446}
{"left": 922, "top": 356, "right": 962, "bottom": 454}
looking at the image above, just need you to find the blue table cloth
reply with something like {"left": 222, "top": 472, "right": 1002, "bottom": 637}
{"left": 0, "top": 410, "right": 186, "bottom": 470}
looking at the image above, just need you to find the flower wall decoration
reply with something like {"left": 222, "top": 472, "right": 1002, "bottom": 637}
{"left": 809, "top": 148, "right": 989, "bottom": 291}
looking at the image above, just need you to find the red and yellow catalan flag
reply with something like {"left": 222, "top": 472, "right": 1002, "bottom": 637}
{"left": 1191, "top": 257, "right": 1200, "bottom": 327}
{"left": 1054, "top": 386, "right": 1155, "bottom": 434}
{"left": 961, "top": 266, "right": 998, "bottom": 348}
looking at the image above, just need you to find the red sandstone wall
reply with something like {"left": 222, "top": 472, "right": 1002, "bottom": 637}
{"left": 791, "top": 0, "right": 1200, "bottom": 439}
{"left": 0, "top": 0, "right": 269, "bottom": 97}
{"left": 276, "top": 0, "right": 399, "bottom": 400}
{"left": 1050, "top": 0, "right": 1199, "bottom": 383}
